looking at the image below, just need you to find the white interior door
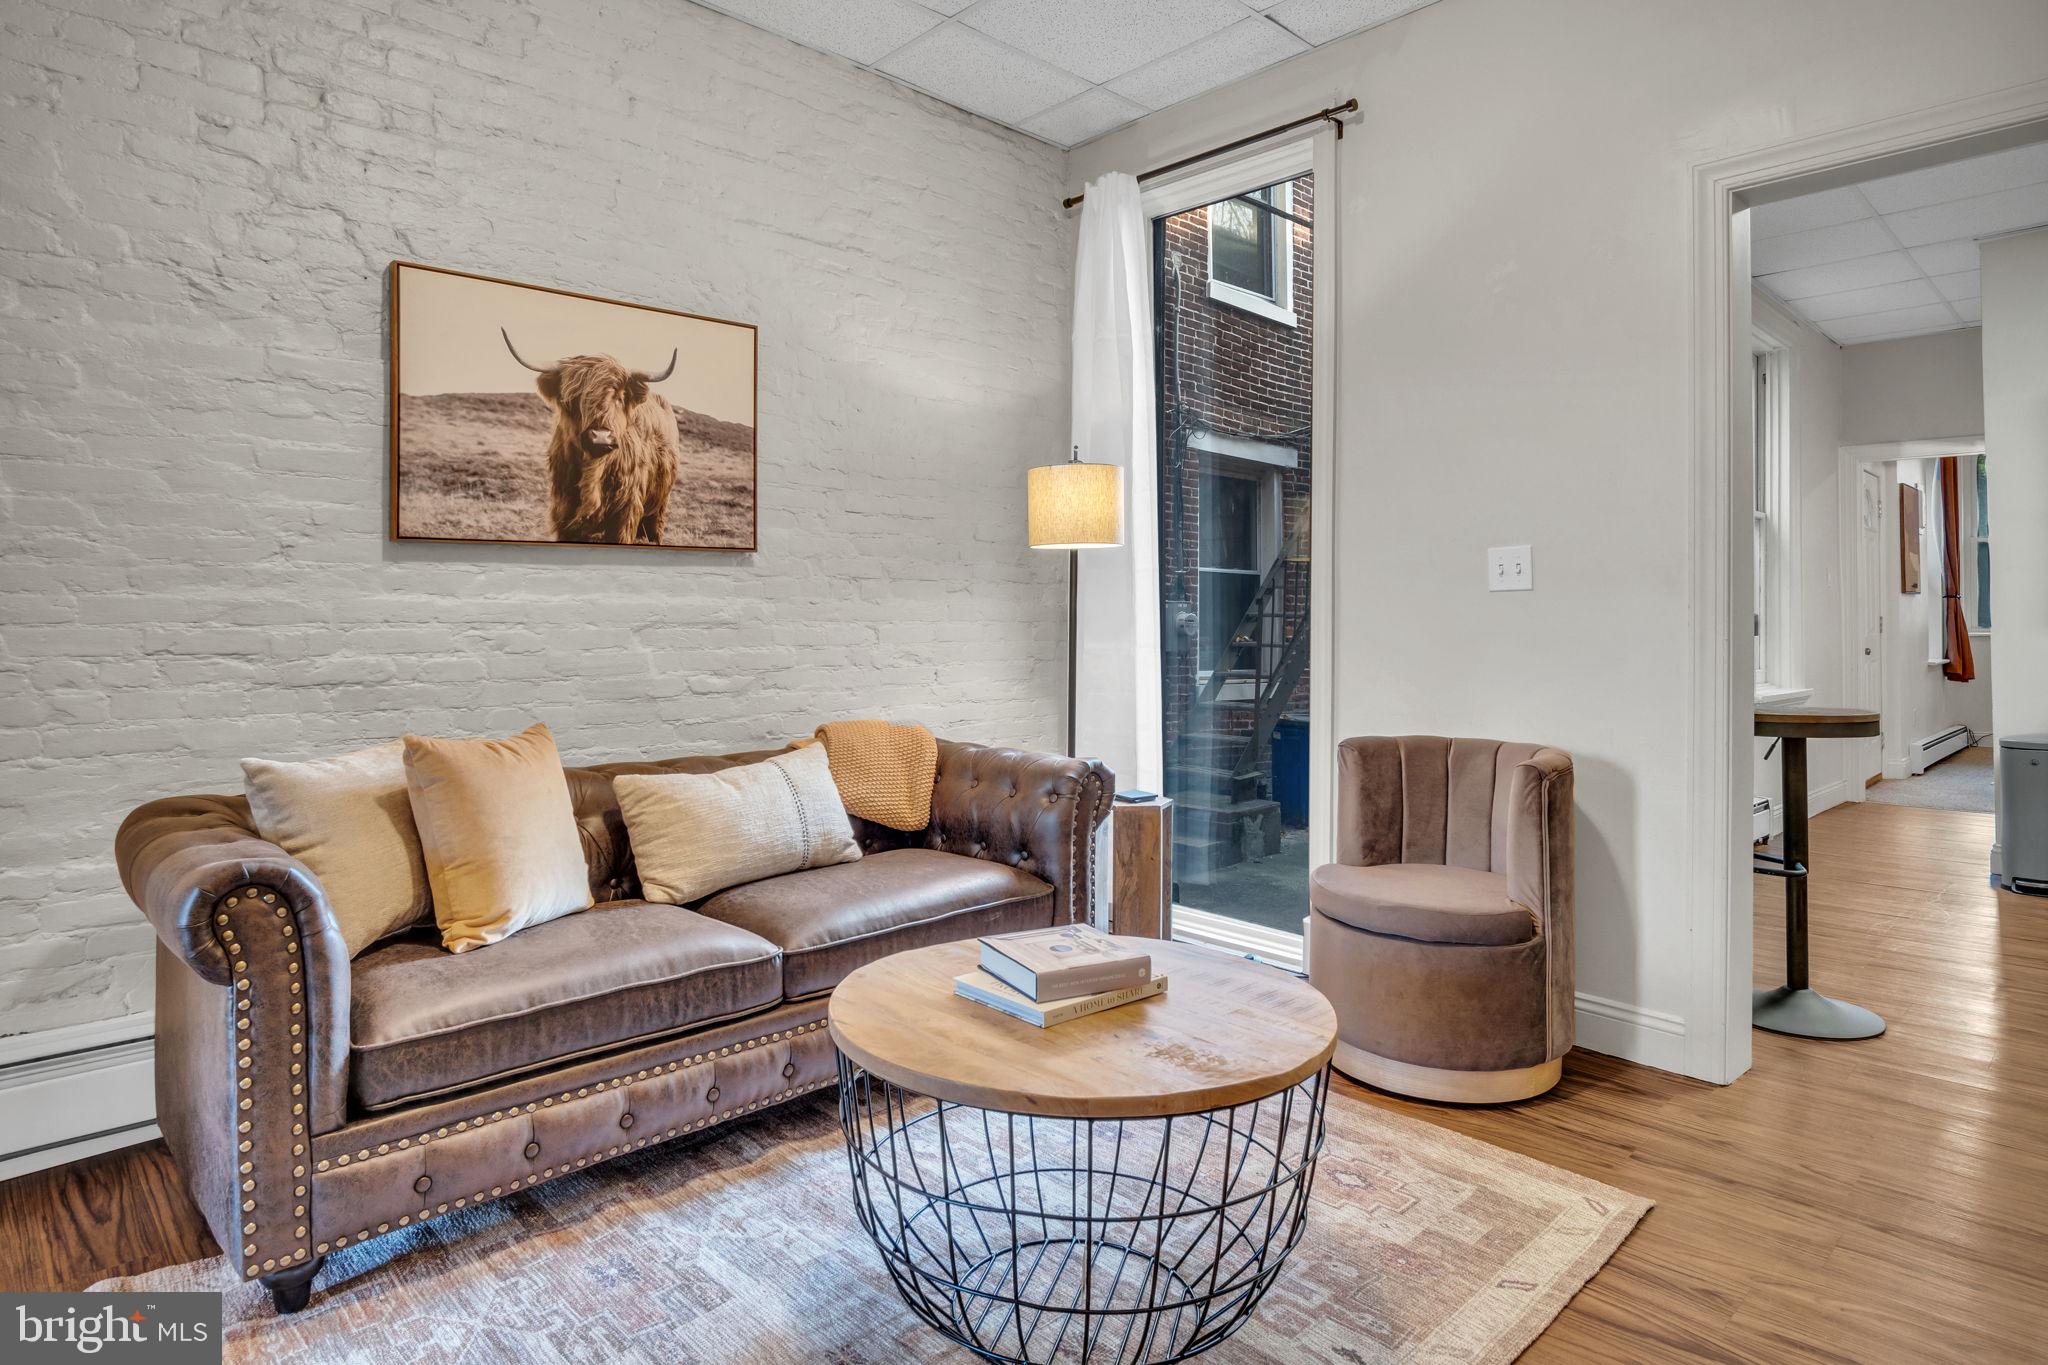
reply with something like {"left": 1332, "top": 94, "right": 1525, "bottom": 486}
{"left": 1855, "top": 466, "right": 1885, "bottom": 787}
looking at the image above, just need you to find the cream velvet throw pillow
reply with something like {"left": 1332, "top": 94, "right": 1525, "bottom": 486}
{"left": 615, "top": 745, "right": 861, "bottom": 904}
{"left": 402, "top": 722, "right": 592, "bottom": 953}
{"left": 242, "top": 740, "right": 432, "bottom": 958}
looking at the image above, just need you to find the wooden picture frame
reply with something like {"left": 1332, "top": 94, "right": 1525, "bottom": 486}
{"left": 1899, "top": 482, "right": 1922, "bottom": 593}
{"left": 389, "top": 261, "right": 757, "bottom": 552}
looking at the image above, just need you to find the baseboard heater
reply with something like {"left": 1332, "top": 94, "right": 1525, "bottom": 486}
{"left": 1752, "top": 795, "right": 1772, "bottom": 844}
{"left": 1913, "top": 724, "right": 1972, "bottom": 775}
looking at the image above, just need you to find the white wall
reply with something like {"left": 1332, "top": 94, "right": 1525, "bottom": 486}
{"left": 0, "top": 0, "right": 1075, "bottom": 1039}
{"left": 1983, "top": 228, "right": 2048, "bottom": 856}
{"left": 1068, "top": 0, "right": 2048, "bottom": 1075}
{"left": 1751, "top": 292, "right": 1849, "bottom": 833}
{"left": 1841, "top": 328, "right": 1985, "bottom": 446}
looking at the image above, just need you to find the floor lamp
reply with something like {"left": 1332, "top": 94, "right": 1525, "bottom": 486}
{"left": 1027, "top": 449, "right": 1124, "bottom": 755}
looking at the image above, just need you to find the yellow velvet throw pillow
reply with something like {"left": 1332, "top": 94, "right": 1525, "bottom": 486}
{"left": 402, "top": 722, "right": 592, "bottom": 953}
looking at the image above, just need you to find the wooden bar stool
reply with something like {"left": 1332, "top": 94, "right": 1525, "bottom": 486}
{"left": 1753, "top": 705, "right": 1884, "bottom": 1039}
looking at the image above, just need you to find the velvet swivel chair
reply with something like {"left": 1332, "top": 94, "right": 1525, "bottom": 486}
{"left": 1307, "top": 736, "right": 1574, "bottom": 1103}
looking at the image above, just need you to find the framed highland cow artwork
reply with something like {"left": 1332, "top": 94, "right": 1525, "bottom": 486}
{"left": 389, "top": 261, "right": 757, "bottom": 551}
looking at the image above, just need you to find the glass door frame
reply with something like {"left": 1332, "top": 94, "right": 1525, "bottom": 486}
{"left": 1139, "top": 132, "right": 1338, "bottom": 969}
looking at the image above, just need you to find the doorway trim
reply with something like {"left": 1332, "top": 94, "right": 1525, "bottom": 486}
{"left": 1141, "top": 126, "right": 1339, "bottom": 963}
{"left": 1686, "top": 81, "right": 2048, "bottom": 1086}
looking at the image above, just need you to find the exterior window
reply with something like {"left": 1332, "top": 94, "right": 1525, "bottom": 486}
{"left": 1208, "top": 184, "right": 1296, "bottom": 325}
{"left": 1973, "top": 452, "right": 1992, "bottom": 630}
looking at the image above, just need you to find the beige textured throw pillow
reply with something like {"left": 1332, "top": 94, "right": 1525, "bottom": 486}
{"left": 614, "top": 744, "right": 861, "bottom": 905}
{"left": 242, "top": 740, "right": 432, "bottom": 958}
{"left": 402, "top": 722, "right": 593, "bottom": 953}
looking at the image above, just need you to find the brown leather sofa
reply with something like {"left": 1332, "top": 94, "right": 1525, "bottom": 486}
{"left": 1306, "top": 735, "right": 1573, "bottom": 1104}
{"left": 117, "top": 739, "right": 1113, "bottom": 1312}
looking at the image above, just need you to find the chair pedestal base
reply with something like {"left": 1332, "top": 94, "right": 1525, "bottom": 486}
{"left": 1333, "top": 1041, "right": 1562, "bottom": 1104}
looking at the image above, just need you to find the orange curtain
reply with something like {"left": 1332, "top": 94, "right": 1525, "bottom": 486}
{"left": 1937, "top": 456, "right": 1976, "bottom": 683}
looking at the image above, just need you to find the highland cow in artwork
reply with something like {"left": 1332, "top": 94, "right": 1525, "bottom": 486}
{"left": 501, "top": 329, "right": 679, "bottom": 545}
{"left": 390, "top": 262, "right": 756, "bottom": 550}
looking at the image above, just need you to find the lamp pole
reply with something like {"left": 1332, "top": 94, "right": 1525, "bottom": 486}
{"left": 1026, "top": 444, "right": 1123, "bottom": 761}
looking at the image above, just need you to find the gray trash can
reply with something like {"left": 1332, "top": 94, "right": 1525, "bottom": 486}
{"left": 1997, "top": 734, "right": 2048, "bottom": 895}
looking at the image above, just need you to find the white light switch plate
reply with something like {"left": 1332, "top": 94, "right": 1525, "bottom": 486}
{"left": 1488, "top": 545, "right": 1533, "bottom": 591}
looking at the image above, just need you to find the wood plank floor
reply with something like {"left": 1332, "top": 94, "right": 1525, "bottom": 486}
{"left": 3, "top": 801, "right": 2042, "bottom": 1360}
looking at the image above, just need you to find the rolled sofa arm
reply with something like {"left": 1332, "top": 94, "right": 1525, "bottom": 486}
{"left": 925, "top": 741, "right": 1115, "bottom": 926}
{"left": 117, "top": 796, "right": 340, "bottom": 985}
{"left": 117, "top": 795, "right": 352, "bottom": 1140}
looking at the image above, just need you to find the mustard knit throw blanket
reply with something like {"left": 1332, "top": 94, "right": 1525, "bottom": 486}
{"left": 805, "top": 720, "right": 938, "bottom": 832}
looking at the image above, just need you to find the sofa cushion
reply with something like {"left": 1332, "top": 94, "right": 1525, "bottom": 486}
{"left": 349, "top": 901, "right": 782, "bottom": 1111}
{"left": 1309, "top": 863, "right": 1536, "bottom": 947}
{"left": 402, "top": 722, "right": 592, "bottom": 953}
{"left": 696, "top": 848, "right": 1054, "bottom": 999}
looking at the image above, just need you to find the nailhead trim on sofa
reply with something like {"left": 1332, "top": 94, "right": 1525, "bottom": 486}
{"left": 218, "top": 887, "right": 314, "bottom": 1282}
{"left": 307, "top": 1019, "right": 835, "bottom": 1255}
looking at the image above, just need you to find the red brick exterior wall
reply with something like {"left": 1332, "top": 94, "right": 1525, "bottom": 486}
{"left": 1157, "top": 176, "right": 1314, "bottom": 786}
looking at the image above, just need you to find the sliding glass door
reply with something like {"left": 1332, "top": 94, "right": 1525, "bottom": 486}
{"left": 1153, "top": 172, "right": 1315, "bottom": 943}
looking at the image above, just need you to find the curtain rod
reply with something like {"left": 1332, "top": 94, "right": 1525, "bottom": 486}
{"left": 1061, "top": 98, "right": 1356, "bottom": 211}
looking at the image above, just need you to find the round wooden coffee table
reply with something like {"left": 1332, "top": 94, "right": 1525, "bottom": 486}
{"left": 830, "top": 937, "right": 1336, "bottom": 1364}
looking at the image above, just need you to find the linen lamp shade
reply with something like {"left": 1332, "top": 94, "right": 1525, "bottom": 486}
{"left": 1028, "top": 461, "right": 1123, "bottom": 549}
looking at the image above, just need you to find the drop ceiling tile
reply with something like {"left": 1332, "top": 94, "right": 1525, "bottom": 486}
{"left": 1908, "top": 239, "right": 1978, "bottom": 276}
{"left": 1749, "top": 218, "right": 1897, "bottom": 275}
{"left": 1749, "top": 187, "right": 1872, "bottom": 240}
{"left": 959, "top": 0, "right": 1248, "bottom": 86}
{"left": 1822, "top": 303, "right": 1962, "bottom": 343}
{"left": 877, "top": 23, "right": 1091, "bottom": 127}
{"left": 1243, "top": 0, "right": 1288, "bottom": 8}
{"left": 1952, "top": 297, "right": 1982, "bottom": 323}
{"left": 1107, "top": 16, "right": 1309, "bottom": 112}
{"left": 1756, "top": 250, "right": 1919, "bottom": 300}
{"left": 1266, "top": 0, "right": 1438, "bottom": 46}
{"left": 1881, "top": 179, "right": 2048, "bottom": 247}
{"left": 696, "top": 0, "right": 943, "bottom": 66}
{"left": 910, "top": 0, "right": 975, "bottom": 14}
{"left": 1022, "top": 88, "right": 1151, "bottom": 147}
{"left": 1929, "top": 270, "right": 1980, "bottom": 303}
{"left": 1796, "top": 278, "right": 1940, "bottom": 322}
{"left": 1859, "top": 140, "right": 2048, "bottom": 214}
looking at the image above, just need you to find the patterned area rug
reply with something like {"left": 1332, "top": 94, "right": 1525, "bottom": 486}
{"left": 95, "top": 1088, "right": 1648, "bottom": 1363}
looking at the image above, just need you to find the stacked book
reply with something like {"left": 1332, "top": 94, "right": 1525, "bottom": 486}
{"left": 954, "top": 925, "right": 1165, "bottom": 1027}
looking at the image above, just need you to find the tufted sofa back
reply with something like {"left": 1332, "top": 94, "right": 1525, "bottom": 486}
{"left": 1334, "top": 735, "right": 1563, "bottom": 872}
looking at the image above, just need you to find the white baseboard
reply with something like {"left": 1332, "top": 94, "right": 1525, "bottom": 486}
{"left": 0, "top": 1014, "right": 158, "bottom": 1183}
{"left": 1752, "top": 780, "right": 1848, "bottom": 841}
{"left": 1573, "top": 991, "right": 1688, "bottom": 1073}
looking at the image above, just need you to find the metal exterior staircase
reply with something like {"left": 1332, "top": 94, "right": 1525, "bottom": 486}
{"left": 1170, "top": 527, "right": 1309, "bottom": 885}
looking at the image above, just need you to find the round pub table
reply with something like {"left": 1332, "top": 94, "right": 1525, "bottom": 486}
{"left": 829, "top": 937, "right": 1336, "bottom": 1364}
{"left": 1754, "top": 705, "right": 1885, "bottom": 1039}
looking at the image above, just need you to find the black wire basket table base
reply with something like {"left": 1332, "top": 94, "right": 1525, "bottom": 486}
{"left": 837, "top": 1053, "right": 1330, "bottom": 1364}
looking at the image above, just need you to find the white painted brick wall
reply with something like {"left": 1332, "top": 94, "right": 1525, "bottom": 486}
{"left": 0, "top": 0, "right": 1077, "bottom": 1038}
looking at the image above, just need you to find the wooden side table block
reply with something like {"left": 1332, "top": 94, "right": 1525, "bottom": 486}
{"left": 1111, "top": 796, "right": 1172, "bottom": 939}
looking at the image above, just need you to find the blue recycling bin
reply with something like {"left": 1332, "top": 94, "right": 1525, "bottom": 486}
{"left": 1272, "top": 716, "right": 1310, "bottom": 828}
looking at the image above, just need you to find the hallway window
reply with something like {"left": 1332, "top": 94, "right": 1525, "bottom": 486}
{"left": 1751, "top": 346, "right": 1789, "bottom": 688}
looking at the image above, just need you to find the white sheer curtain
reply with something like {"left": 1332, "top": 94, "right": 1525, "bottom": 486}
{"left": 1069, "top": 172, "right": 1163, "bottom": 794}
